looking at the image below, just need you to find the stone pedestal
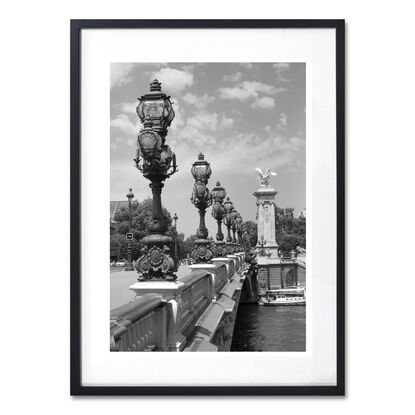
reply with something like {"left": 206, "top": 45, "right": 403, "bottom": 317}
{"left": 253, "top": 185, "right": 279, "bottom": 258}
{"left": 129, "top": 281, "right": 185, "bottom": 299}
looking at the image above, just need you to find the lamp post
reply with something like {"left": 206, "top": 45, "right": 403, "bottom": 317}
{"left": 173, "top": 213, "right": 178, "bottom": 266}
{"left": 223, "top": 197, "right": 234, "bottom": 255}
{"left": 236, "top": 212, "right": 243, "bottom": 253}
{"left": 258, "top": 235, "right": 271, "bottom": 257}
{"left": 190, "top": 153, "right": 213, "bottom": 263}
{"left": 125, "top": 188, "right": 135, "bottom": 271}
{"left": 211, "top": 181, "right": 227, "bottom": 258}
{"left": 231, "top": 207, "right": 238, "bottom": 252}
{"left": 133, "top": 79, "right": 178, "bottom": 281}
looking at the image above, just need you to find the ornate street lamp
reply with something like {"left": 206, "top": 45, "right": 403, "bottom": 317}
{"left": 231, "top": 207, "right": 238, "bottom": 250}
{"left": 211, "top": 181, "right": 228, "bottom": 258}
{"left": 236, "top": 212, "right": 243, "bottom": 253}
{"left": 136, "top": 79, "right": 175, "bottom": 140}
{"left": 223, "top": 196, "right": 234, "bottom": 255}
{"left": 173, "top": 213, "right": 178, "bottom": 266}
{"left": 258, "top": 235, "right": 271, "bottom": 257}
{"left": 125, "top": 188, "right": 135, "bottom": 271}
{"left": 133, "top": 80, "right": 178, "bottom": 281}
{"left": 190, "top": 153, "right": 213, "bottom": 263}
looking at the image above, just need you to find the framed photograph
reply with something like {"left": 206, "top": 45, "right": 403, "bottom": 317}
{"left": 71, "top": 19, "right": 345, "bottom": 395}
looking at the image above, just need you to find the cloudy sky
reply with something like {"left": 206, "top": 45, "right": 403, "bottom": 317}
{"left": 110, "top": 62, "right": 305, "bottom": 238}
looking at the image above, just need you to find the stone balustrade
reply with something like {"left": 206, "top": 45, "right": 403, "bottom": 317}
{"left": 110, "top": 252, "right": 247, "bottom": 352}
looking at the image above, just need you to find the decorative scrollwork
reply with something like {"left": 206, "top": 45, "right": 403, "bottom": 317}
{"left": 134, "top": 144, "right": 177, "bottom": 180}
{"left": 225, "top": 243, "right": 234, "bottom": 255}
{"left": 134, "top": 244, "right": 176, "bottom": 281}
{"left": 191, "top": 241, "right": 214, "bottom": 264}
{"left": 212, "top": 242, "right": 227, "bottom": 258}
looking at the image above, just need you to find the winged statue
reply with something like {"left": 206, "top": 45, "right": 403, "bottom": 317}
{"left": 255, "top": 168, "right": 277, "bottom": 187}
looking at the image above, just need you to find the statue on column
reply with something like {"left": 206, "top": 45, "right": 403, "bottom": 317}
{"left": 253, "top": 167, "right": 279, "bottom": 259}
{"left": 255, "top": 168, "right": 277, "bottom": 187}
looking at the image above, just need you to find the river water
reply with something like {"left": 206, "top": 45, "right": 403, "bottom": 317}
{"left": 230, "top": 305, "right": 306, "bottom": 351}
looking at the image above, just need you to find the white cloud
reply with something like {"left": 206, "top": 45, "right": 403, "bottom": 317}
{"left": 184, "top": 112, "right": 234, "bottom": 133}
{"left": 111, "top": 63, "right": 136, "bottom": 89}
{"left": 111, "top": 136, "right": 134, "bottom": 150}
{"left": 169, "top": 99, "right": 185, "bottom": 131}
{"left": 202, "top": 131, "right": 305, "bottom": 178}
{"left": 218, "top": 81, "right": 286, "bottom": 102}
{"left": 110, "top": 114, "right": 137, "bottom": 136}
{"left": 151, "top": 68, "right": 194, "bottom": 93}
{"left": 273, "top": 63, "right": 290, "bottom": 71}
{"left": 273, "top": 63, "right": 291, "bottom": 82}
{"left": 251, "top": 96, "right": 275, "bottom": 109}
{"left": 221, "top": 115, "right": 234, "bottom": 129}
{"left": 182, "top": 93, "right": 198, "bottom": 105}
{"left": 187, "top": 112, "right": 219, "bottom": 132}
{"left": 239, "top": 63, "right": 253, "bottom": 69}
{"left": 217, "top": 85, "right": 253, "bottom": 101}
{"left": 115, "top": 101, "right": 137, "bottom": 115}
{"left": 182, "top": 93, "right": 215, "bottom": 109}
{"left": 243, "top": 81, "right": 278, "bottom": 95}
{"left": 166, "top": 111, "right": 234, "bottom": 165}
{"left": 223, "top": 72, "right": 243, "bottom": 82}
{"left": 278, "top": 112, "right": 288, "bottom": 128}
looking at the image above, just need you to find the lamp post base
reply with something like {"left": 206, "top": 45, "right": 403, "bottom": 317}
{"left": 125, "top": 263, "right": 135, "bottom": 271}
{"left": 134, "top": 233, "right": 177, "bottom": 281}
{"left": 191, "top": 239, "right": 214, "bottom": 264}
{"left": 212, "top": 240, "right": 227, "bottom": 258}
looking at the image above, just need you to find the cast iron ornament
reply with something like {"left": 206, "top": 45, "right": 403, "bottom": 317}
{"left": 190, "top": 154, "right": 214, "bottom": 263}
{"left": 223, "top": 196, "right": 235, "bottom": 254}
{"left": 212, "top": 242, "right": 228, "bottom": 258}
{"left": 134, "top": 243, "right": 176, "bottom": 281}
{"left": 133, "top": 80, "right": 178, "bottom": 281}
{"left": 191, "top": 240, "right": 215, "bottom": 263}
{"left": 211, "top": 181, "right": 228, "bottom": 258}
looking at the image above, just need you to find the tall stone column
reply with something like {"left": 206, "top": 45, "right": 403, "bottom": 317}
{"left": 253, "top": 184, "right": 279, "bottom": 258}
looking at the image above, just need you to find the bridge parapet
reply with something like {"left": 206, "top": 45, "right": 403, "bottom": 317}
{"left": 212, "top": 257, "right": 235, "bottom": 277}
{"left": 189, "top": 262, "right": 228, "bottom": 300}
{"left": 110, "top": 294, "right": 165, "bottom": 351}
{"left": 110, "top": 252, "right": 247, "bottom": 352}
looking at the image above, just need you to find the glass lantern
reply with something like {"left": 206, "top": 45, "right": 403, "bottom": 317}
{"left": 211, "top": 181, "right": 226, "bottom": 203}
{"left": 191, "top": 153, "right": 212, "bottom": 184}
{"left": 136, "top": 79, "right": 175, "bottom": 139}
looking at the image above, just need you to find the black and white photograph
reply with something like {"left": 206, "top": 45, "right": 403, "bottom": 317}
{"left": 71, "top": 20, "right": 343, "bottom": 394}
{"left": 5, "top": 0, "right": 415, "bottom": 411}
{"left": 109, "top": 62, "right": 307, "bottom": 352}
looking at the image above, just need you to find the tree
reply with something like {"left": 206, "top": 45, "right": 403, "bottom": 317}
{"left": 275, "top": 206, "right": 306, "bottom": 253}
{"left": 182, "top": 234, "right": 198, "bottom": 259}
{"left": 278, "top": 234, "right": 302, "bottom": 254}
{"left": 242, "top": 220, "right": 257, "bottom": 249}
{"left": 110, "top": 197, "right": 173, "bottom": 261}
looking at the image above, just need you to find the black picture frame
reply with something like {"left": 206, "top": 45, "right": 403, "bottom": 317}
{"left": 70, "top": 19, "right": 345, "bottom": 396}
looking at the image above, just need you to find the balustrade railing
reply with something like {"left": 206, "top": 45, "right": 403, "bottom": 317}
{"left": 110, "top": 294, "right": 164, "bottom": 351}
{"left": 178, "top": 271, "right": 212, "bottom": 335}
{"left": 110, "top": 252, "right": 246, "bottom": 352}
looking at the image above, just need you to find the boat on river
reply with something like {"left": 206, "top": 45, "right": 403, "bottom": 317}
{"left": 260, "top": 287, "right": 306, "bottom": 306}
